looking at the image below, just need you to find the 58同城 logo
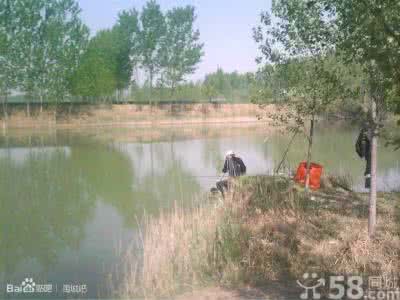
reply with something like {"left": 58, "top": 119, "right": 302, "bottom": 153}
{"left": 297, "top": 273, "right": 400, "bottom": 300}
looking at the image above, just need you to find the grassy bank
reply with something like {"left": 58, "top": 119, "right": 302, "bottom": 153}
{"left": 120, "top": 176, "right": 400, "bottom": 298}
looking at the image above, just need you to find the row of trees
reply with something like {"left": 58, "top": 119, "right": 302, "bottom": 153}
{"left": 129, "top": 68, "right": 271, "bottom": 103}
{"left": 0, "top": 0, "right": 89, "bottom": 118}
{"left": 0, "top": 0, "right": 204, "bottom": 116}
{"left": 1, "top": 0, "right": 283, "bottom": 111}
{"left": 254, "top": 0, "right": 400, "bottom": 237}
{"left": 202, "top": 68, "right": 254, "bottom": 101}
{"left": 71, "top": 1, "right": 204, "bottom": 104}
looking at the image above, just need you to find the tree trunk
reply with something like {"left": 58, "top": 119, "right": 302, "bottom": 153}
{"left": 368, "top": 98, "right": 378, "bottom": 238}
{"left": 171, "top": 80, "right": 176, "bottom": 97}
{"left": 2, "top": 93, "right": 8, "bottom": 121}
{"left": 305, "top": 113, "right": 315, "bottom": 191}
{"left": 68, "top": 102, "right": 73, "bottom": 119}
{"left": 40, "top": 93, "right": 43, "bottom": 115}
{"left": 2, "top": 94, "right": 7, "bottom": 132}
{"left": 26, "top": 100, "right": 30, "bottom": 118}
{"left": 54, "top": 101, "right": 58, "bottom": 124}
{"left": 149, "top": 71, "right": 153, "bottom": 109}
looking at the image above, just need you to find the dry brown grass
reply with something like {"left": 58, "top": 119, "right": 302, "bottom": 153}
{"left": 140, "top": 204, "right": 220, "bottom": 296}
{"left": 119, "top": 200, "right": 223, "bottom": 298}
{"left": 119, "top": 176, "right": 400, "bottom": 298}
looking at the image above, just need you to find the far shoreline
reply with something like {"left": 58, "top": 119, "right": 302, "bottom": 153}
{"left": 1, "top": 103, "right": 269, "bottom": 130}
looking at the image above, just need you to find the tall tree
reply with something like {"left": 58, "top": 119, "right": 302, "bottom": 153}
{"left": 202, "top": 82, "right": 217, "bottom": 101}
{"left": 204, "top": 68, "right": 232, "bottom": 99}
{"left": 255, "top": 0, "right": 400, "bottom": 237}
{"left": 161, "top": 6, "right": 203, "bottom": 91}
{"left": 254, "top": 11, "right": 345, "bottom": 189}
{"left": 8, "top": 0, "right": 88, "bottom": 116}
{"left": 138, "top": 0, "right": 166, "bottom": 105}
{"left": 0, "top": 0, "right": 21, "bottom": 123}
{"left": 70, "top": 30, "right": 118, "bottom": 100}
{"left": 6, "top": 0, "right": 42, "bottom": 117}
{"left": 327, "top": 0, "right": 400, "bottom": 236}
{"left": 35, "top": 0, "right": 89, "bottom": 112}
{"left": 114, "top": 9, "right": 140, "bottom": 99}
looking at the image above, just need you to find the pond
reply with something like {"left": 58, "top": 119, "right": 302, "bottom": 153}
{"left": 0, "top": 123, "right": 399, "bottom": 298}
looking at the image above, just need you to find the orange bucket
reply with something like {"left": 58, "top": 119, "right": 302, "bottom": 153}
{"left": 295, "top": 162, "right": 323, "bottom": 190}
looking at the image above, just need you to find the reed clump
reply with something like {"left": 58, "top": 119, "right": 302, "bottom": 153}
{"left": 120, "top": 176, "right": 400, "bottom": 298}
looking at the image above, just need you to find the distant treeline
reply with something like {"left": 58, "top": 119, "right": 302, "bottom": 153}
{"left": 0, "top": 0, "right": 206, "bottom": 117}
{"left": 4, "top": 67, "right": 267, "bottom": 105}
{"left": 4, "top": 0, "right": 397, "bottom": 121}
{"left": 0, "top": 0, "right": 279, "bottom": 117}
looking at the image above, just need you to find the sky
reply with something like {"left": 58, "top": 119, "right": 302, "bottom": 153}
{"left": 77, "top": 0, "right": 271, "bottom": 81}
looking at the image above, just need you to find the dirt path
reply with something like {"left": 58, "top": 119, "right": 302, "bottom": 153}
{"left": 175, "top": 284, "right": 301, "bottom": 300}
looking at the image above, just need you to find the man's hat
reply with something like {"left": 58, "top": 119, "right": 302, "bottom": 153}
{"left": 225, "top": 150, "right": 235, "bottom": 157}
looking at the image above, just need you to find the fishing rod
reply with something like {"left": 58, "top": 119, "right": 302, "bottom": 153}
{"left": 190, "top": 175, "right": 221, "bottom": 178}
{"left": 275, "top": 129, "right": 299, "bottom": 174}
{"left": 185, "top": 172, "right": 277, "bottom": 179}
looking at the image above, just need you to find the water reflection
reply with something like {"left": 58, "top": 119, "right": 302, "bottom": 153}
{"left": 0, "top": 125, "right": 398, "bottom": 298}
{"left": 69, "top": 144, "right": 137, "bottom": 226}
{"left": 0, "top": 135, "right": 207, "bottom": 297}
{"left": 0, "top": 148, "right": 94, "bottom": 277}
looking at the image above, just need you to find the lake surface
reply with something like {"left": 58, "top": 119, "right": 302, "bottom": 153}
{"left": 1, "top": 123, "right": 399, "bottom": 298}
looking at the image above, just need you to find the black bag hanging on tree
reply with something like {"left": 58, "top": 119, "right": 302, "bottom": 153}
{"left": 355, "top": 127, "right": 371, "bottom": 189}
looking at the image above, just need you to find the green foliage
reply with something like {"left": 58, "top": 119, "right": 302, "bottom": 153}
{"left": 254, "top": 20, "right": 346, "bottom": 145}
{"left": 113, "top": 9, "right": 140, "bottom": 91}
{"left": 238, "top": 176, "right": 312, "bottom": 212}
{"left": 253, "top": 3, "right": 360, "bottom": 189}
{"left": 204, "top": 68, "right": 231, "bottom": 97}
{"left": 70, "top": 30, "right": 118, "bottom": 99}
{"left": 127, "top": 67, "right": 257, "bottom": 103}
{"left": 250, "top": 65, "right": 285, "bottom": 104}
{"left": 257, "top": 0, "right": 400, "bottom": 121}
{"left": 138, "top": 0, "right": 166, "bottom": 92}
{"left": 0, "top": 0, "right": 26, "bottom": 97}
{"left": 203, "top": 68, "right": 254, "bottom": 102}
{"left": 23, "top": 0, "right": 88, "bottom": 102}
{"left": 160, "top": 6, "right": 203, "bottom": 89}
{"left": 215, "top": 214, "right": 250, "bottom": 282}
{"left": 202, "top": 82, "right": 217, "bottom": 101}
{"left": 331, "top": 0, "right": 400, "bottom": 92}
{"left": 131, "top": 81, "right": 204, "bottom": 103}
{"left": 1, "top": 0, "right": 206, "bottom": 106}
{"left": 0, "top": 0, "right": 89, "bottom": 106}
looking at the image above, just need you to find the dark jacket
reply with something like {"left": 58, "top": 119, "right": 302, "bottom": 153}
{"left": 356, "top": 129, "right": 371, "bottom": 159}
{"left": 222, "top": 156, "right": 246, "bottom": 177}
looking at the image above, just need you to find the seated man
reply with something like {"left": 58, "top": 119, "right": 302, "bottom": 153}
{"left": 216, "top": 150, "right": 246, "bottom": 197}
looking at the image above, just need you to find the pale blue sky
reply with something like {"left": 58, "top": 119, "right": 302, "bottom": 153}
{"left": 77, "top": 0, "right": 271, "bottom": 80}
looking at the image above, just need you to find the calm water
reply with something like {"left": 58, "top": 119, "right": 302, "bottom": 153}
{"left": 0, "top": 124, "right": 399, "bottom": 298}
